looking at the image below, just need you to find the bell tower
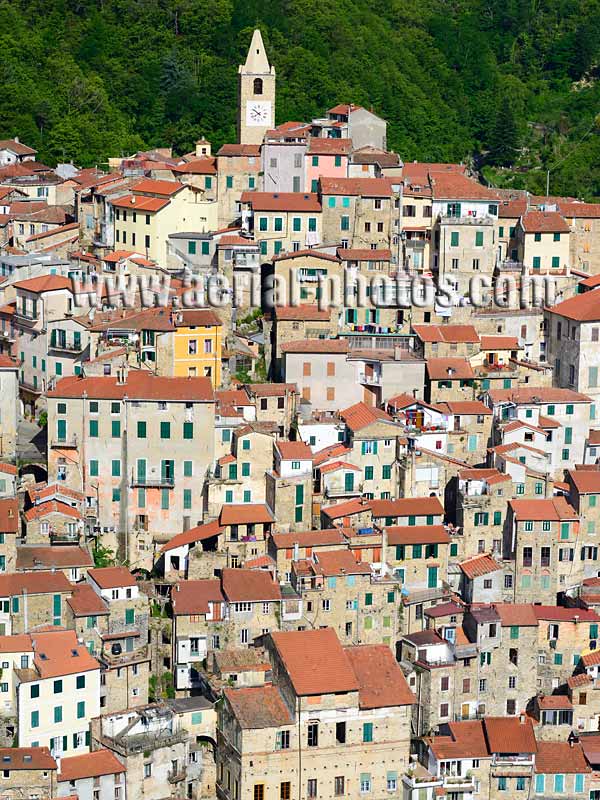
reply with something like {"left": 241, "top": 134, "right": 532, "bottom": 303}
{"left": 238, "top": 29, "right": 275, "bottom": 146}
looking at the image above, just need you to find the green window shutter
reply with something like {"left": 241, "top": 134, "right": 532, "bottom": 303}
{"left": 125, "top": 608, "right": 134, "bottom": 625}
{"left": 364, "top": 466, "right": 374, "bottom": 480}
{"left": 566, "top": 404, "right": 574, "bottom": 415}
{"left": 450, "top": 231, "right": 459, "bottom": 246}
{"left": 591, "top": 624, "right": 599, "bottom": 639}
{"left": 294, "top": 506, "right": 303, "bottom": 523}
{"left": 183, "top": 422, "right": 193, "bottom": 439}
{"left": 183, "top": 461, "right": 193, "bottom": 477}
{"left": 77, "top": 701, "right": 85, "bottom": 719}
{"left": 565, "top": 427, "right": 573, "bottom": 444}
{"left": 408, "top": 515, "right": 416, "bottom": 526}
{"left": 510, "top": 626, "right": 519, "bottom": 639}
{"left": 561, "top": 522, "right": 570, "bottom": 539}
{"left": 138, "top": 488, "right": 145, "bottom": 508}
{"left": 89, "top": 419, "right": 98, "bottom": 437}
{"left": 89, "top": 460, "right": 98, "bottom": 477}
{"left": 112, "top": 488, "right": 120, "bottom": 502}
{"left": 362, "top": 722, "right": 373, "bottom": 742}
{"left": 295, "top": 484, "right": 304, "bottom": 504}
{"left": 160, "top": 421, "right": 171, "bottom": 439}
{"left": 365, "top": 593, "right": 373, "bottom": 606}
{"left": 475, "top": 231, "right": 483, "bottom": 246}
{"left": 183, "top": 489, "right": 192, "bottom": 509}
{"left": 54, "top": 706, "right": 62, "bottom": 723}
{"left": 532, "top": 256, "right": 541, "bottom": 268}
{"left": 293, "top": 217, "right": 301, "bottom": 232}
{"left": 137, "top": 421, "right": 147, "bottom": 438}
{"left": 241, "top": 462, "right": 250, "bottom": 477}
{"left": 382, "top": 465, "right": 391, "bottom": 479}
{"left": 552, "top": 256, "right": 560, "bottom": 268}
{"left": 201, "top": 241, "right": 210, "bottom": 255}
{"left": 412, "top": 544, "right": 422, "bottom": 559}
{"left": 493, "top": 511, "right": 502, "bottom": 525}
{"left": 450, "top": 542, "right": 458, "bottom": 557}
{"left": 395, "top": 545, "right": 405, "bottom": 560}
{"left": 228, "top": 464, "right": 237, "bottom": 480}
{"left": 226, "top": 176, "right": 233, "bottom": 189}
{"left": 111, "top": 460, "right": 120, "bottom": 477}
{"left": 111, "top": 420, "right": 120, "bottom": 438}
{"left": 161, "top": 489, "right": 169, "bottom": 510}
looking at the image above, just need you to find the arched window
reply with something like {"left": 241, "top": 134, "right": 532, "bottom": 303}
{"left": 253, "top": 78, "right": 263, "bottom": 95}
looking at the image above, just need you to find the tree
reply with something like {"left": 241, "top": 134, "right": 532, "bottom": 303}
{"left": 487, "top": 101, "right": 520, "bottom": 167}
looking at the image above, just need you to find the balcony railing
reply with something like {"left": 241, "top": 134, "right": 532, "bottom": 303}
{"left": 50, "top": 340, "right": 83, "bottom": 353}
{"left": 358, "top": 372, "right": 382, "bottom": 386}
{"left": 130, "top": 471, "right": 175, "bottom": 488}
{"left": 51, "top": 436, "right": 78, "bottom": 448}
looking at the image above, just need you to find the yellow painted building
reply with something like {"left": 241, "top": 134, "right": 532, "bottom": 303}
{"left": 169, "top": 309, "right": 223, "bottom": 385}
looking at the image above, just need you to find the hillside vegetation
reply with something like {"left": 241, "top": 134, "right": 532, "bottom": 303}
{"left": 1, "top": 0, "right": 599, "bottom": 198}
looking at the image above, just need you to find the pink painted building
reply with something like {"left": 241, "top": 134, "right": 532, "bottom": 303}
{"left": 305, "top": 137, "right": 351, "bottom": 192}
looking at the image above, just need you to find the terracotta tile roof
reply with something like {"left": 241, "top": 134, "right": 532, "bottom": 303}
{"left": 13, "top": 275, "right": 71, "bottom": 294}
{"left": 273, "top": 249, "right": 339, "bottom": 264}
{"left": 498, "top": 196, "right": 528, "bottom": 218}
{"left": 385, "top": 525, "right": 449, "bottom": 545}
{"left": 521, "top": 210, "right": 570, "bottom": 234}
{"left": 219, "top": 504, "right": 274, "bottom": 526}
{"left": 483, "top": 716, "right": 536, "bottom": 754}
{"left": 240, "top": 191, "right": 321, "bottom": 212}
{"left": 216, "top": 389, "right": 253, "bottom": 407}
{"left": 537, "top": 694, "right": 573, "bottom": 710}
{"left": 31, "top": 629, "right": 99, "bottom": 678}
{"left": 16, "top": 546, "right": 92, "bottom": 570}
{"left": 313, "top": 443, "right": 351, "bottom": 467}
{"left": 426, "top": 358, "right": 475, "bottom": 381}
{"left": 319, "top": 460, "right": 361, "bottom": 474}
{"left": 58, "top": 750, "right": 125, "bottom": 781}
{"left": 568, "top": 673, "right": 592, "bottom": 688}
{"left": 413, "top": 324, "right": 479, "bottom": 344}
{"left": 533, "top": 606, "right": 600, "bottom": 622}
{"left": 0, "top": 463, "right": 17, "bottom": 476}
{"left": 402, "top": 162, "right": 467, "bottom": 184}
{"left": 427, "top": 720, "right": 490, "bottom": 760}
{"left": 480, "top": 335, "right": 519, "bottom": 350}
{"left": 130, "top": 178, "right": 183, "bottom": 196}
{"left": 270, "top": 628, "right": 359, "bottom": 696}
{"left": 310, "top": 549, "right": 371, "bottom": 576}
{"left": 217, "top": 144, "right": 261, "bottom": 157}
{"left": 160, "top": 520, "right": 223, "bottom": 553}
{"left": 337, "top": 248, "right": 392, "bottom": 261}
{"left": 246, "top": 383, "right": 297, "bottom": 398}
{"left": 0, "top": 139, "right": 37, "bottom": 156}
{"left": 386, "top": 393, "right": 440, "bottom": 412}
{"left": 568, "top": 469, "right": 600, "bottom": 494}
{"left": 172, "top": 579, "right": 224, "bottom": 616}
{"left": 535, "top": 741, "right": 590, "bottom": 774}
{"left": 340, "top": 402, "right": 393, "bottom": 432}
{"left": 509, "top": 497, "right": 577, "bottom": 521}
{"left": 320, "top": 177, "right": 392, "bottom": 197}
{"left": 26, "top": 221, "right": 79, "bottom": 242}
{"left": 23, "top": 500, "right": 82, "bottom": 523}
{"left": 429, "top": 172, "right": 500, "bottom": 202}
{"left": 548, "top": 291, "right": 600, "bottom": 323}
{"left": 270, "top": 529, "right": 348, "bottom": 549}
{"left": 217, "top": 234, "right": 255, "bottom": 247}
{"left": 588, "top": 430, "right": 600, "bottom": 444}
{"left": 0, "top": 633, "right": 32, "bottom": 652}
{"left": 174, "top": 309, "right": 221, "bottom": 328}
{"left": 243, "top": 554, "right": 276, "bottom": 569}
{"left": 491, "top": 603, "right": 539, "bottom": 627}
{"left": 459, "top": 553, "right": 502, "bottom": 579}
{"left": 48, "top": 373, "right": 214, "bottom": 402}
{"left": 275, "top": 440, "right": 313, "bottom": 460}
{"left": 582, "top": 650, "right": 600, "bottom": 667}
{"left": 458, "top": 468, "right": 509, "bottom": 484}
{"left": 87, "top": 566, "right": 136, "bottom": 589}
{"left": 0, "top": 498, "right": 18, "bottom": 532}
{"left": 436, "top": 400, "right": 491, "bottom": 416}
{"left": 307, "top": 137, "right": 352, "bottom": 155}
{"left": 275, "top": 305, "right": 331, "bottom": 321}
{"left": 0, "top": 571, "right": 72, "bottom": 597}
{"left": 488, "top": 387, "right": 592, "bottom": 404}
{"left": 221, "top": 568, "right": 281, "bottom": 602}
{"left": 560, "top": 201, "right": 600, "bottom": 219}
{"left": 172, "top": 158, "right": 216, "bottom": 175}
{"left": 370, "top": 496, "right": 444, "bottom": 519}
{"left": 424, "top": 601, "right": 464, "bottom": 619}
{"left": 321, "top": 497, "right": 371, "bottom": 519}
{"left": 0, "top": 747, "right": 55, "bottom": 770}
{"left": 66, "top": 584, "right": 108, "bottom": 617}
{"left": 345, "top": 644, "right": 414, "bottom": 708}
{"left": 281, "top": 338, "right": 348, "bottom": 354}
{"left": 110, "top": 194, "right": 170, "bottom": 212}
{"left": 224, "top": 685, "right": 293, "bottom": 729}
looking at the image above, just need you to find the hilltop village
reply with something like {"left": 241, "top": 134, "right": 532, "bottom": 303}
{"left": 2, "top": 27, "right": 600, "bottom": 800}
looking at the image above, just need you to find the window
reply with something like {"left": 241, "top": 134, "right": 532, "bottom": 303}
{"left": 137, "top": 421, "right": 147, "bottom": 438}
{"left": 275, "top": 730, "right": 290, "bottom": 750}
{"left": 334, "top": 776, "right": 345, "bottom": 796}
{"left": 450, "top": 231, "right": 459, "bottom": 246}
{"left": 362, "top": 722, "right": 373, "bottom": 742}
{"left": 54, "top": 706, "right": 62, "bottom": 723}
{"left": 111, "top": 420, "right": 120, "bottom": 438}
{"left": 360, "top": 774, "right": 371, "bottom": 794}
{"left": 498, "top": 777, "right": 507, "bottom": 791}
{"left": 307, "top": 780, "right": 317, "bottom": 799}
{"left": 160, "top": 421, "right": 171, "bottom": 439}
{"left": 90, "top": 459, "right": 98, "bottom": 477}
{"left": 280, "top": 782, "right": 290, "bottom": 800}
{"left": 307, "top": 723, "right": 318, "bottom": 747}
{"left": 89, "top": 419, "right": 98, "bottom": 437}
{"left": 53, "top": 679, "right": 63, "bottom": 694}
{"left": 76, "top": 675, "right": 85, "bottom": 689}
{"left": 77, "top": 701, "right": 85, "bottom": 719}
{"left": 183, "top": 422, "right": 193, "bottom": 439}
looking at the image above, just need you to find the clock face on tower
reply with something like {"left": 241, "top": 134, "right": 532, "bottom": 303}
{"left": 246, "top": 101, "right": 272, "bottom": 127}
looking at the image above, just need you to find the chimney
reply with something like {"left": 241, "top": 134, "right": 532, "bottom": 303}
{"left": 519, "top": 713, "right": 526, "bottom": 724}
{"left": 131, "top": 196, "right": 136, "bottom": 205}
{"left": 14, "top": 137, "right": 19, "bottom": 143}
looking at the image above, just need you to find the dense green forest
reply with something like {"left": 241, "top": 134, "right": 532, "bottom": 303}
{"left": 1, "top": 0, "right": 599, "bottom": 198}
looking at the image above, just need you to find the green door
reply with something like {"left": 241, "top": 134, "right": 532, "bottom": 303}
{"left": 344, "top": 472, "right": 354, "bottom": 492}
{"left": 56, "top": 419, "right": 66, "bottom": 442}
{"left": 427, "top": 566, "right": 438, "bottom": 588}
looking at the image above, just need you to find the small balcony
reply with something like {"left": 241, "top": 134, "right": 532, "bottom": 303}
{"left": 49, "top": 340, "right": 83, "bottom": 353}
{"left": 324, "top": 482, "right": 363, "bottom": 498}
{"left": 130, "top": 470, "right": 174, "bottom": 488}
{"left": 358, "top": 372, "right": 382, "bottom": 386}
{"left": 51, "top": 436, "right": 78, "bottom": 448}
{"left": 168, "top": 769, "right": 186, "bottom": 784}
